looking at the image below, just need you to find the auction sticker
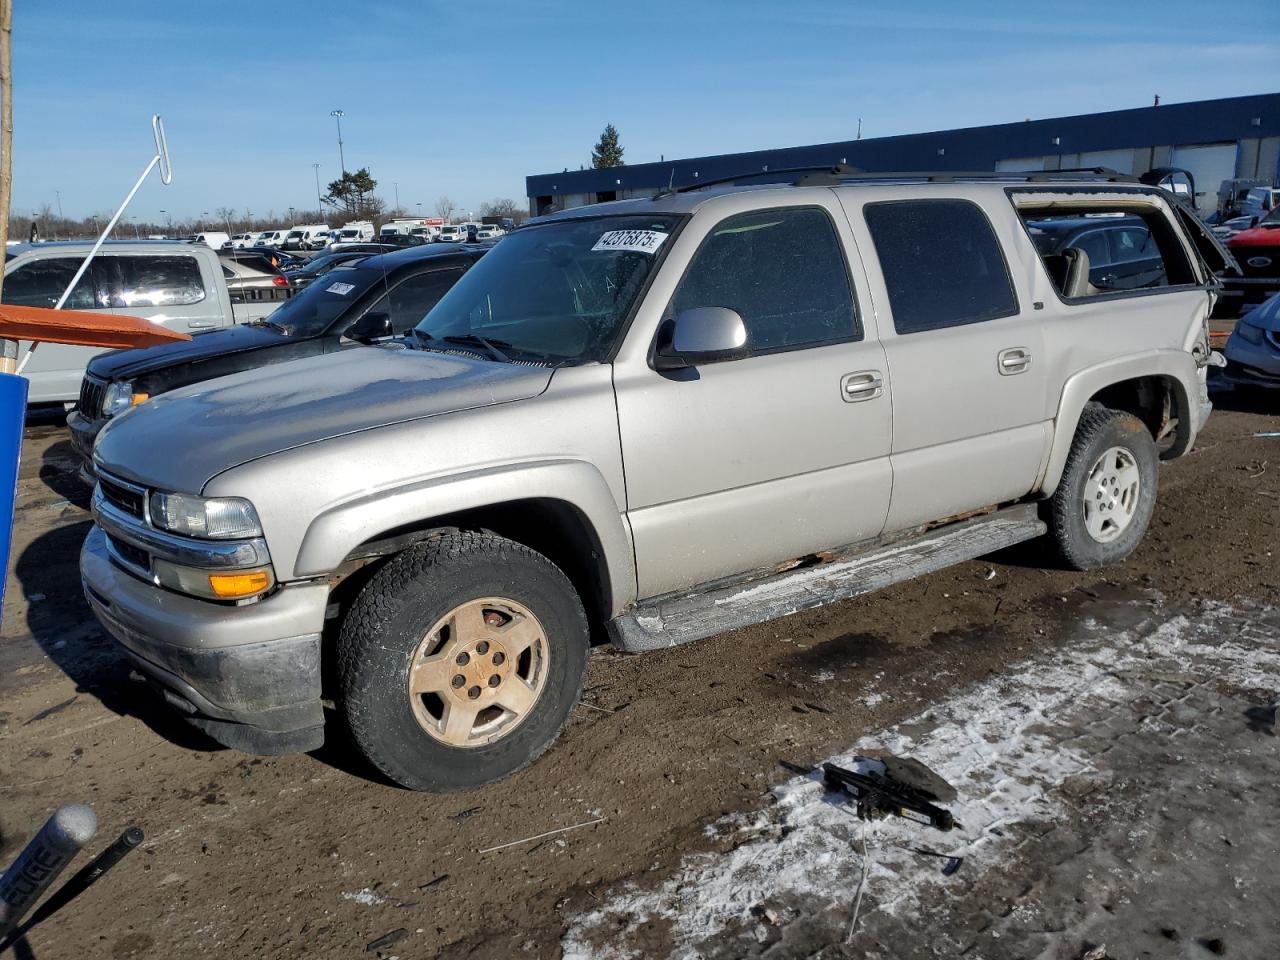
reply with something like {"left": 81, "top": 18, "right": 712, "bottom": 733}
{"left": 591, "top": 229, "right": 668, "bottom": 254}
{"left": 325, "top": 281, "right": 356, "bottom": 295}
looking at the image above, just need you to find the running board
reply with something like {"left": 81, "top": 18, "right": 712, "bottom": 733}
{"left": 608, "top": 503, "right": 1046, "bottom": 652}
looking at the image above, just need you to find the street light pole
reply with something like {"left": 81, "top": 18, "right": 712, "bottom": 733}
{"left": 312, "top": 162, "right": 322, "bottom": 211}
{"left": 330, "top": 110, "right": 346, "bottom": 176}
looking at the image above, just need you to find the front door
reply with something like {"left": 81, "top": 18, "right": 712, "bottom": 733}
{"left": 613, "top": 201, "right": 893, "bottom": 599}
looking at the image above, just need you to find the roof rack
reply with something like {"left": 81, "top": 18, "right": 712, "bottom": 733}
{"left": 795, "top": 166, "right": 1140, "bottom": 186}
{"left": 654, "top": 164, "right": 1140, "bottom": 198}
{"left": 654, "top": 164, "right": 866, "bottom": 198}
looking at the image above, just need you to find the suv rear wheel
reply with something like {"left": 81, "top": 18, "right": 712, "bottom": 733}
{"left": 337, "top": 531, "right": 589, "bottom": 791}
{"left": 1043, "top": 403, "right": 1158, "bottom": 570}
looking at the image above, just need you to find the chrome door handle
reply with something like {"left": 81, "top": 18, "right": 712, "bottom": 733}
{"left": 841, "top": 370, "right": 884, "bottom": 403}
{"left": 997, "top": 347, "right": 1032, "bottom": 375}
{"left": 187, "top": 321, "right": 216, "bottom": 329}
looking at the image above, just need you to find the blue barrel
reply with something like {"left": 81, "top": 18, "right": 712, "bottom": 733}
{"left": 0, "top": 371, "right": 27, "bottom": 616}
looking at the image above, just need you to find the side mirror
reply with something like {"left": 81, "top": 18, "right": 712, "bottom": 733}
{"left": 348, "top": 311, "right": 394, "bottom": 343}
{"left": 654, "top": 307, "right": 749, "bottom": 370}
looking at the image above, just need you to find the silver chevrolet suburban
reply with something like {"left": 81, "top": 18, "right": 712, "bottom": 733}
{"left": 80, "top": 170, "right": 1230, "bottom": 791}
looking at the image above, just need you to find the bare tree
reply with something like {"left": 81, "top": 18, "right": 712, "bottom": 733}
{"left": 215, "top": 206, "right": 237, "bottom": 233}
{"left": 434, "top": 196, "right": 457, "bottom": 222}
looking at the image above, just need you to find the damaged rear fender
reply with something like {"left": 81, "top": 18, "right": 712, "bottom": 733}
{"left": 1037, "top": 350, "right": 1201, "bottom": 497}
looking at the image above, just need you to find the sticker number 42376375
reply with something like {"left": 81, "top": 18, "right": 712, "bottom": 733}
{"left": 591, "top": 230, "right": 668, "bottom": 255}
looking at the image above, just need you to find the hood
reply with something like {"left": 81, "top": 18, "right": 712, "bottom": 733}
{"left": 87, "top": 323, "right": 287, "bottom": 381}
{"left": 94, "top": 347, "right": 553, "bottom": 492}
{"left": 1228, "top": 223, "right": 1280, "bottom": 248}
{"left": 1242, "top": 292, "right": 1280, "bottom": 331}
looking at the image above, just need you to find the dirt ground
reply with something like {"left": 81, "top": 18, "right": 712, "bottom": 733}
{"left": 1, "top": 382, "right": 1277, "bottom": 960}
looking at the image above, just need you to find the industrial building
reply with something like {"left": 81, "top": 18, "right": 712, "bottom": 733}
{"left": 526, "top": 92, "right": 1280, "bottom": 217}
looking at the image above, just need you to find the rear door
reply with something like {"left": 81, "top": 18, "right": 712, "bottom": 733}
{"left": 840, "top": 193, "right": 1050, "bottom": 532}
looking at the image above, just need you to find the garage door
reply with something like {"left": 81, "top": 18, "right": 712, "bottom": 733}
{"left": 1077, "top": 150, "right": 1135, "bottom": 174}
{"left": 1171, "top": 143, "right": 1238, "bottom": 215}
{"left": 995, "top": 156, "right": 1046, "bottom": 172}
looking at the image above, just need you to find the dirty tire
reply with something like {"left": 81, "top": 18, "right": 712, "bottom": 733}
{"left": 337, "top": 531, "right": 589, "bottom": 791}
{"left": 1043, "top": 403, "right": 1158, "bottom": 571}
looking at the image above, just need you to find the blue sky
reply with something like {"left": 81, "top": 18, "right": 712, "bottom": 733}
{"left": 12, "top": 0, "right": 1280, "bottom": 224}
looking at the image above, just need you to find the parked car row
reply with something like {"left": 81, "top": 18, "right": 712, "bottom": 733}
{"left": 63, "top": 170, "right": 1238, "bottom": 794}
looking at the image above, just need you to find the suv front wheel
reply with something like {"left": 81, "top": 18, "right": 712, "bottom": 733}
{"left": 337, "top": 531, "right": 589, "bottom": 791}
{"left": 1043, "top": 403, "right": 1158, "bottom": 570}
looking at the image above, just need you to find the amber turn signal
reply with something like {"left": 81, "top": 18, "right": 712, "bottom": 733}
{"left": 207, "top": 569, "right": 272, "bottom": 599}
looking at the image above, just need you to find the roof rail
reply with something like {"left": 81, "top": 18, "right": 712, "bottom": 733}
{"left": 798, "top": 166, "right": 1141, "bottom": 186}
{"left": 654, "top": 165, "right": 1142, "bottom": 198}
{"left": 654, "top": 163, "right": 865, "bottom": 198}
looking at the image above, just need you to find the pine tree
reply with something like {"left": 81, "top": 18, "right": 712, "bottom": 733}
{"left": 591, "top": 124, "right": 624, "bottom": 169}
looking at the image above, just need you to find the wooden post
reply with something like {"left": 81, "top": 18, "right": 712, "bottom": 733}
{"left": 0, "top": 0, "right": 13, "bottom": 373}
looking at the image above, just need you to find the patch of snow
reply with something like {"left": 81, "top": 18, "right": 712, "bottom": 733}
{"left": 813, "top": 669, "right": 835, "bottom": 683}
{"left": 342, "top": 888, "right": 387, "bottom": 907}
{"left": 562, "top": 601, "right": 1280, "bottom": 959}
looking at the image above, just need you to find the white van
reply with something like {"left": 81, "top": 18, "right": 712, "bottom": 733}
{"left": 337, "top": 221, "right": 375, "bottom": 242}
{"left": 282, "top": 224, "right": 331, "bottom": 251}
{"left": 190, "top": 231, "right": 231, "bottom": 249}
{"left": 254, "top": 229, "right": 289, "bottom": 248}
{"left": 436, "top": 224, "right": 464, "bottom": 243}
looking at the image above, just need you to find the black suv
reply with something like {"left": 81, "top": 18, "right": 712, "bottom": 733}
{"left": 68, "top": 243, "right": 487, "bottom": 476}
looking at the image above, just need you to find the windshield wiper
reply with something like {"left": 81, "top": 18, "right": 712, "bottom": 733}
{"left": 441, "top": 333, "right": 512, "bottom": 363}
{"left": 251, "top": 318, "right": 288, "bottom": 334}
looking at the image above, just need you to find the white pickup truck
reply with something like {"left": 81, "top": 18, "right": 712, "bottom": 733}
{"left": 3, "top": 240, "right": 276, "bottom": 403}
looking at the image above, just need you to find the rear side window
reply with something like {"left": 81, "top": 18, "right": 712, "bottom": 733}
{"left": 864, "top": 199, "right": 1017, "bottom": 334}
{"left": 673, "top": 207, "right": 858, "bottom": 353}
{"left": 98, "top": 255, "right": 207, "bottom": 307}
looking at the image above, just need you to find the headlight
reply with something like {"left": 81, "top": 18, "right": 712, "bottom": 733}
{"left": 150, "top": 492, "right": 263, "bottom": 539}
{"left": 1236, "top": 322, "right": 1265, "bottom": 345}
{"left": 102, "top": 380, "right": 135, "bottom": 417}
{"left": 100, "top": 380, "right": 149, "bottom": 418}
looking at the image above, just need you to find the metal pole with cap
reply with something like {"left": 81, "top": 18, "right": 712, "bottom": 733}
{"left": 0, "top": 805, "right": 98, "bottom": 940}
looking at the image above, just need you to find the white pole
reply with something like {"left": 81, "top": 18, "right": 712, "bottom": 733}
{"left": 15, "top": 115, "right": 171, "bottom": 375}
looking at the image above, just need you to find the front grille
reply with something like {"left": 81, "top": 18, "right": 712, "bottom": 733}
{"left": 106, "top": 533, "right": 150, "bottom": 572}
{"left": 1236, "top": 246, "right": 1280, "bottom": 278}
{"left": 99, "top": 474, "right": 147, "bottom": 520}
{"left": 79, "top": 376, "right": 105, "bottom": 416}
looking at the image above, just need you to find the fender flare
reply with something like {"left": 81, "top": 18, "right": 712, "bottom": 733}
{"left": 1038, "top": 350, "right": 1199, "bottom": 497}
{"left": 293, "top": 458, "right": 636, "bottom": 616}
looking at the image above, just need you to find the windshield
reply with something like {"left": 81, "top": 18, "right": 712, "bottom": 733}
{"left": 264, "top": 264, "right": 387, "bottom": 336}
{"left": 414, "top": 213, "right": 680, "bottom": 363}
{"left": 1263, "top": 206, "right": 1280, "bottom": 225}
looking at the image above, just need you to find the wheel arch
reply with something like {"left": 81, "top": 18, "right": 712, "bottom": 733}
{"left": 1038, "top": 351, "right": 1200, "bottom": 497}
{"left": 295, "top": 459, "right": 635, "bottom": 620}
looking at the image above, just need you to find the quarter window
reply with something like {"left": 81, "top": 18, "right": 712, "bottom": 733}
{"left": 864, "top": 199, "right": 1018, "bottom": 334}
{"left": 672, "top": 207, "right": 858, "bottom": 352}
